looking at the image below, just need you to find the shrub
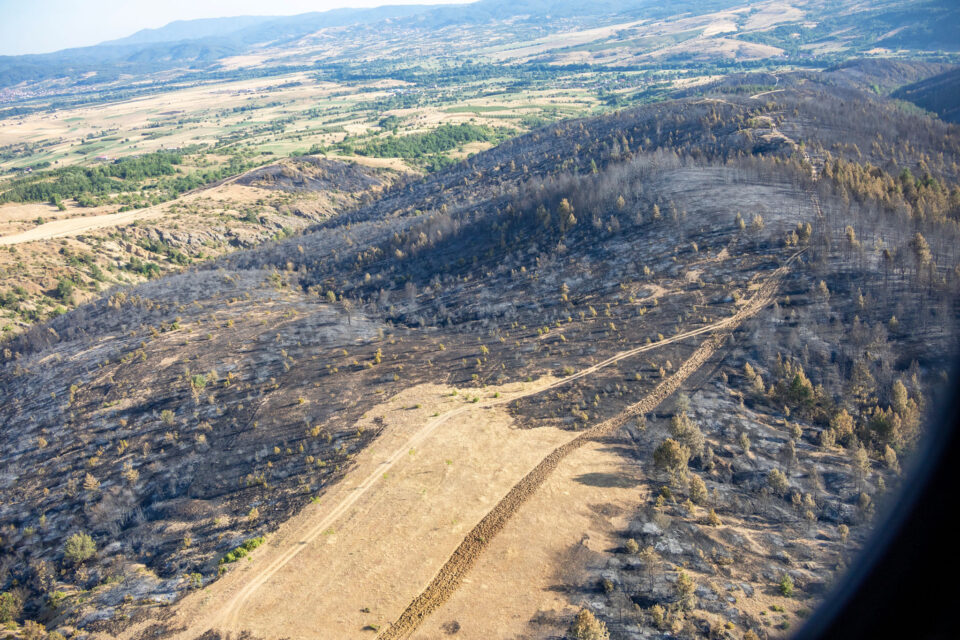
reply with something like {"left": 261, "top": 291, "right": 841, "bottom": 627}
{"left": 778, "top": 573, "right": 794, "bottom": 597}
{"left": 768, "top": 468, "right": 789, "bottom": 496}
{"left": 817, "top": 280, "right": 830, "bottom": 299}
{"left": 22, "top": 620, "right": 47, "bottom": 640}
{"left": 789, "top": 422, "right": 802, "bottom": 441}
{"left": 650, "top": 604, "right": 666, "bottom": 628}
{"left": 190, "top": 374, "right": 207, "bottom": 392}
{"left": 688, "top": 474, "right": 708, "bottom": 505}
{"left": 819, "top": 427, "right": 836, "bottom": 448}
{"left": 676, "top": 570, "right": 696, "bottom": 610}
{"left": 624, "top": 538, "right": 640, "bottom": 554}
{"left": 64, "top": 532, "right": 96, "bottom": 564}
{"left": 55, "top": 277, "right": 74, "bottom": 301}
{"left": 0, "top": 590, "right": 24, "bottom": 623}
{"left": 639, "top": 545, "right": 658, "bottom": 562}
{"left": 669, "top": 412, "right": 704, "bottom": 457}
{"left": 570, "top": 608, "right": 609, "bottom": 640}
{"left": 47, "top": 591, "right": 67, "bottom": 610}
{"left": 219, "top": 536, "right": 265, "bottom": 565}
{"left": 653, "top": 438, "right": 690, "bottom": 476}
{"left": 829, "top": 409, "right": 855, "bottom": 446}
{"left": 707, "top": 508, "right": 722, "bottom": 526}
{"left": 83, "top": 472, "right": 100, "bottom": 493}
{"left": 853, "top": 445, "right": 871, "bottom": 485}
{"left": 779, "top": 440, "right": 797, "bottom": 467}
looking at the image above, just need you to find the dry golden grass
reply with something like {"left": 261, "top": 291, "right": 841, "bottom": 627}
{"left": 106, "top": 378, "right": 575, "bottom": 640}
{"left": 412, "top": 436, "right": 643, "bottom": 639}
{"left": 0, "top": 179, "right": 273, "bottom": 245}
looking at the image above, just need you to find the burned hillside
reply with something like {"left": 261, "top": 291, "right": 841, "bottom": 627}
{"left": 1, "top": 65, "right": 959, "bottom": 639}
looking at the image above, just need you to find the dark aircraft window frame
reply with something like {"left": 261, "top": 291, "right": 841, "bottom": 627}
{"left": 795, "top": 360, "right": 958, "bottom": 639}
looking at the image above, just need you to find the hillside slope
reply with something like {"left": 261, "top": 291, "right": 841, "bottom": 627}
{"left": 1, "top": 71, "right": 959, "bottom": 639}
{"left": 893, "top": 67, "right": 960, "bottom": 123}
{"left": 0, "top": 157, "right": 395, "bottom": 337}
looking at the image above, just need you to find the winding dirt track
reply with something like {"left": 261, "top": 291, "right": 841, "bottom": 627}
{"left": 0, "top": 173, "right": 248, "bottom": 246}
{"left": 0, "top": 207, "right": 170, "bottom": 245}
{"left": 209, "top": 268, "right": 789, "bottom": 632}
{"left": 156, "top": 252, "right": 798, "bottom": 639}
{"left": 378, "top": 253, "right": 798, "bottom": 640}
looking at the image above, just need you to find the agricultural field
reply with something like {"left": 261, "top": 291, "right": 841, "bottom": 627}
{"left": 5, "top": 0, "right": 955, "bottom": 176}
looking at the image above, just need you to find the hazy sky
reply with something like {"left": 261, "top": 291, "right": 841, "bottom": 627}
{"left": 0, "top": 0, "right": 474, "bottom": 56}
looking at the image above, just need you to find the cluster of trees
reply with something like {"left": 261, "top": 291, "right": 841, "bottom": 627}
{"left": 752, "top": 358, "right": 830, "bottom": 420}
{"left": 1, "top": 152, "right": 264, "bottom": 210}
{"left": 0, "top": 152, "right": 182, "bottom": 204}
{"left": 316, "top": 60, "right": 542, "bottom": 87}
{"left": 822, "top": 156, "right": 960, "bottom": 223}
{"left": 354, "top": 123, "right": 504, "bottom": 160}
{"left": 137, "top": 238, "right": 191, "bottom": 266}
{"left": 0, "top": 142, "right": 46, "bottom": 164}
{"left": 267, "top": 66, "right": 960, "bottom": 335}
{"left": 742, "top": 350, "right": 927, "bottom": 456}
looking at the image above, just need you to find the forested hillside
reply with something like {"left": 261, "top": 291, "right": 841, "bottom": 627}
{"left": 893, "top": 67, "right": 960, "bottom": 122}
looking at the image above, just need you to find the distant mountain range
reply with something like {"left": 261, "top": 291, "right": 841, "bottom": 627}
{"left": 0, "top": 0, "right": 743, "bottom": 89}
{"left": 0, "top": 0, "right": 957, "bottom": 93}
{"left": 0, "top": 4, "right": 439, "bottom": 88}
{"left": 101, "top": 16, "right": 280, "bottom": 47}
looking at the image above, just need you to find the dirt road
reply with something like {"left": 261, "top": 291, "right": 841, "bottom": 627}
{"left": 378, "top": 253, "right": 796, "bottom": 639}
{"left": 217, "top": 258, "right": 801, "bottom": 635}
{"left": 107, "top": 252, "right": 796, "bottom": 640}
{"left": 750, "top": 74, "right": 781, "bottom": 99}
{"left": 0, "top": 207, "right": 170, "bottom": 245}
{"left": 0, "top": 172, "right": 252, "bottom": 246}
